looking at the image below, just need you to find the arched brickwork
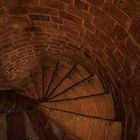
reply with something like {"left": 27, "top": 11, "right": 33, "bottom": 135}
{"left": 0, "top": 0, "right": 139, "bottom": 139}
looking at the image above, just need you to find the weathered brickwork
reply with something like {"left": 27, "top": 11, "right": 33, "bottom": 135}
{"left": 0, "top": 0, "right": 139, "bottom": 139}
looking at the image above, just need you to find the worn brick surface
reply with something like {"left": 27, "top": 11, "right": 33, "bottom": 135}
{"left": 0, "top": 0, "right": 139, "bottom": 139}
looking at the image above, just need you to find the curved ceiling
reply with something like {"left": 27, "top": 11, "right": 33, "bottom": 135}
{"left": 0, "top": 0, "right": 139, "bottom": 140}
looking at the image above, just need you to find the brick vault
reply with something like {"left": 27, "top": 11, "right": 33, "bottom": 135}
{"left": 0, "top": 0, "right": 139, "bottom": 140}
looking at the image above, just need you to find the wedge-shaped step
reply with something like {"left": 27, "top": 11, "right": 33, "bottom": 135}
{"left": 89, "top": 118, "right": 122, "bottom": 140}
{"left": 43, "top": 62, "right": 58, "bottom": 99}
{"left": 49, "top": 74, "right": 105, "bottom": 101}
{"left": 47, "top": 61, "right": 73, "bottom": 98}
{"left": 48, "top": 64, "right": 91, "bottom": 99}
{"left": 22, "top": 76, "right": 39, "bottom": 99}
{"left": 31, "top": 69, "right": 43, "bottom": 99}
{"left": 39, "top": 106, "right": 122, "bottom": 140}
{"left": 42, "top": 93, "right": 115, "bottom": 120}
{"left": 43, "top": 68, "right": 55, "bottom": 99}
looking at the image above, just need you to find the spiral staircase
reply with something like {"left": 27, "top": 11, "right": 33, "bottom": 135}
{"left": 0, "top": 61, "right": 122, "bottom": 140}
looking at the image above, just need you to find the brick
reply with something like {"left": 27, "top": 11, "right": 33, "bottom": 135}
{"left": 65, "top": 33, "right": 83, "bottom": 46}
{"left": 32, "top": 32, "right": 51, "bottom": 38}
{"left": 8, "top": 6, "right": 31, "bottom": 15}
{"left": 3, "top": 42, "right": 13, "bottom": 48}
{"left": 51, "top": 29, "right": 65, "bottom": 36}
{"left": 0, "top": 8, "right": 7, "bottom": 15}
{"left": 0, "top": 42, "right": 13, "bottom": 51}
{"left": 51, "top": 16, "right": 63, "bottom": 24}
{"left": 114, "top": 0, "right": 127, "bottom": 8}
{"left": 68, "top": 43, "right": 81, "bottom": 51}
{"left": 90, "top": 6, "right": 115, "bottom": 31}
{"left": 0, "top": 2, "right": 139, "bottom": 140}
{"left": 29, "top": 14, "right": 50, "bottom": 21}
{"left": 84, "top": 20, "right": 96, "bottom": 33}
{"left": 95, "top": 29, "right": 115, "bottom": 48}
{"left": 47, "top": 41, "right": 62, "bottom": 46}
{"left": 32, "top": 7, "right": 59, "bottom": 16}
{"left": 103, "top": 3, "right": 132, "bottom": 29}
{"left": 51, "top": 39, "right": 66, "bottom": 45}
{"left": 75, "top": 0, "right": 89, "bottom": 11}
{"left": 68, "top": 5, "right": 93, "bottom": 20}
{"left": 40, "top": 0, "right": 67, "bottom": 10}
{"left": 86, "top": 30, "right": 105, "bottom": 49}
{"left": 127, "top": 38, "right": 139, "bottom": 55}
{"left": 114, "top": 50, "right": 126, "bottom": 65}
{"left": 9, "top": 6, "right": 59, "bottom": 17}
{"left": 32, "top": 35, "right": 50, "bottom": 43}
{"left": 24, "top": 26, "right": 42, "bottom": 32}
{"left": 64, "top": 20, "right": 85, "bottom": 34}
{"left": 114, "top": 41, "right": 131, "bottom": 59}
{"left": 7, "top": 0, "right": 39, "bottom": 6}
{"left": 129, "top": 23, "right": 140, "bottom": 44}
{"left": 87, "top": 0, "right": 104, "bottom": 7}
{"left": 60, "top": 11, "right": 83, "bottom": 25}
{"left": 59, "top": 25, "right": 79, "bottom": 37}
{"left": 84, "top": 51, "right": 92, "bottom": 59}
{"left": 105, "top": 59, "right": 121, "bottom": 77}
{"left": 41, "top": 22, "right": 58, "bottom": 29}
{"left": 113, "top": 24, "right": 128, "bottom": 41}
{"left": 57, "top": 0, "right": 73, "bottom": 4}
{"left": 114, "top": 0, "right": 140, "bottom": 25}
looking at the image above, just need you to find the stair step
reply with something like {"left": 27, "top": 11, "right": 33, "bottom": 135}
{"left": 47, "top": 61, "right": 73, "bottom": 97}
{"left": 49, "top": 74, "right": 105, "bottom": 101}
{"left": 43, "top": 62, "right": 58, "bottom": 99}
{"left": 66, "top": 64, "right": 91, "bottom": 83}
{"left": 43, "top": 69, "right": 55, "bottom": 99}
{"left": 48, "top": 64, "right": 91, "bottom": 99}
{"left": 39, "top": 106, "right": 122, "bottom": 140}
{"left": 42, "top": 93, "right": 115, "bottom": 119}
{"left": 15, "top": 61, "right": 123, "bottom": 140}
{"left": 22, "top": 76, "right": 39, "bottom": 99}
{"left": 89, "top": 118, "right": 122, "bottom": 140}
{"left": 31, "top": 71, "right": 43, "bottom": 99}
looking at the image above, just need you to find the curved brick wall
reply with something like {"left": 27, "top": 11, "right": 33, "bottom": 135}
{"left": 0, "top": 0, "right": 139, "bottom": 139}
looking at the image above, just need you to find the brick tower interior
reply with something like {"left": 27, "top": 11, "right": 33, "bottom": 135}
{"left": 0, "top": 0, "right": 139, "bottom": 140}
